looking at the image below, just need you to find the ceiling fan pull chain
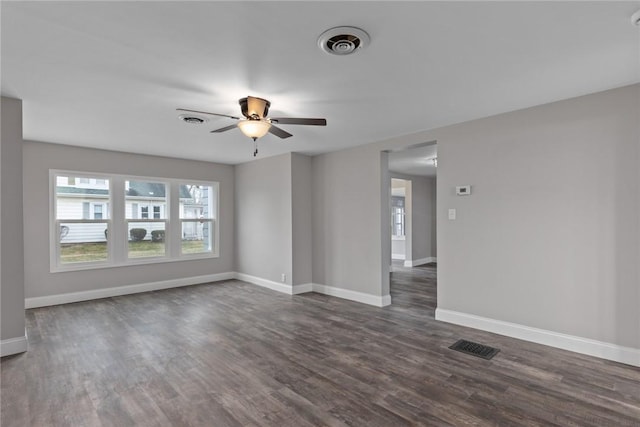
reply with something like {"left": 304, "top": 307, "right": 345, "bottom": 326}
{"left": 253, "top": 140, "right": 258, "bottom": 157}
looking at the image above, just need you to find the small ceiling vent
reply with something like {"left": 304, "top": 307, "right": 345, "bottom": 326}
{"left": 178, "top": 114, "right": 208, "bottom": 124}
{"left": 318, "top": 26, "right": 370, "bottom": 56}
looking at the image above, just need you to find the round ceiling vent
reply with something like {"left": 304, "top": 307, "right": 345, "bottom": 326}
{"left": 318, "top": 26, "right": 370, "bottom": 56}
{"left": 178, "top": 114, "right": 208, "bottom": 124}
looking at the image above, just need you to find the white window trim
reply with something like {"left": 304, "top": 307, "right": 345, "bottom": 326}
{"left": 177, "top": 180, "right": 220, "bottom": 259}
{"left": 50, "top": 170, "right": 220, "bottom": 273}
{"left": 92, "top": 203, "right": 106, "bottom": 220}
{"left": 50, "top": 171, "right": 114, "bottom": 271}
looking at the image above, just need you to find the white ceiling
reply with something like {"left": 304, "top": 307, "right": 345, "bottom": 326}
{"left": 2, "top": 2, "right": 639, "bottom": 165}
{"left": 389, "top": 144, "right": 437, "bottom": 177}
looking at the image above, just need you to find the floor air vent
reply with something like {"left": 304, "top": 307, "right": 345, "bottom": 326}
{"left": 449, "top": 339, "right": 500, "bottom": 360}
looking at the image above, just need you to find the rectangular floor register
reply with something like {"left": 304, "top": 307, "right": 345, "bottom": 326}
{"left": 449, "top": 339, "right": 500, "bottom": 360}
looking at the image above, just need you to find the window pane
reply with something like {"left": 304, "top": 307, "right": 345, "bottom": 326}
{"left": 128, "top": 222, "right": 165, "bottom": 258}
{"left": 59, "top": 222, "right": 109, "bottom": 264}
{"left": 180, "top": 184, "right": 216, "bottom": 219}
{"left": 182, "top": 220, "right": 213, "bottom": 254}
{"left": 56, "top": 175, "right": 110, "bottom": 220}
{"left": 125, "top": 180, "right": 167, "bottom": 220}
{"left": 391, "top": 196, "right": 405, "bottom": 237}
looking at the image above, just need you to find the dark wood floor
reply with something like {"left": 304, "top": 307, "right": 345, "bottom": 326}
{"left": 2, "top": 263, "right": 640, "bottom": 426}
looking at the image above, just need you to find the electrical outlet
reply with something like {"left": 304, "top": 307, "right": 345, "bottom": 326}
{"left": 281, "top": 273, "right": 286, "bottom": 283}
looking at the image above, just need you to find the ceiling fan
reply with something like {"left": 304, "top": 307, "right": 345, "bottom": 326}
{"left": 177, "top": 96, "right": 327, "bottom": 156}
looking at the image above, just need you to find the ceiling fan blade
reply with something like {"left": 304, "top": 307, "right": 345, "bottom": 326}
{"left": 210, "top": 124, "right": 238, "bottom": 133}
{"left": 246, "top": 96, "right": 270, "bottom": 118}
{"left": 269, "top": 117, "right": 327, "bottom": 126}
{"left": 268, "top": 125, "right": 293, "bottom": 139}
{"left": 177, "top": 108, "right": 240, "bottom": 120}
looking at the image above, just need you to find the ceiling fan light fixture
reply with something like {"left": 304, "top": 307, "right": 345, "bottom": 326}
{"left": 237, "top": 119, "right": 271, "bottom": 140}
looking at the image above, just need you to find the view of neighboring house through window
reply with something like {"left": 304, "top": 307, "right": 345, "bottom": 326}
{"left": 93, "top": 204, "right": 104, "bottom": 219}
{"left": 180, "top": 183, "right": 217, "bottom": 255}
{"left": 51, "top": 171, "right": 219, "bottom": 272}
{"left": 125, "top": 180, "right": 167, "bottom": 259}
{"left": 54, "top": 174, "right": 111, "bottom": 266}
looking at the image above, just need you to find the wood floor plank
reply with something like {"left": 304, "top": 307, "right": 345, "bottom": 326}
{"left": 2, "top": 262, "right": 639, "bottom": 426}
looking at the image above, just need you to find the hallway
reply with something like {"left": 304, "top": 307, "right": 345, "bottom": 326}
{"left": 390, "top": 260, "right": 437, "bottom": 316}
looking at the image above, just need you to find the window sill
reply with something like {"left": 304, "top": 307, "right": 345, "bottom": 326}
{"left": 51, "top": 252, "right": 219, "bottom": 273}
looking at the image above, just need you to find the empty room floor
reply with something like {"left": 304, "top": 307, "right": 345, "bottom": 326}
{"left": 2, "top": 267, "right": 639, "bottom": 426}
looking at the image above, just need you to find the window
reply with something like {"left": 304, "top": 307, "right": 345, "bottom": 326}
{"left": 179, "top": 183, "right": 218, "bottom": 255}
{"left": 93, "top": 204, "right": 104, "bottom": 219}
{"left": 53, "top": 174, "right": 111, "bottom": 267}
{"left": 51, "top": 171, "right": 219, "bottom": 272}
{"left": 125, "top": 180, "right": 167, "bottom": 259}
{"left": 392, "top": 196, "right": 405, "bottom": 237}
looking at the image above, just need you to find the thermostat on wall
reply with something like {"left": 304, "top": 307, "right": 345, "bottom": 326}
{"left": 456, "top": 185, "right": 471, "bottom": 196}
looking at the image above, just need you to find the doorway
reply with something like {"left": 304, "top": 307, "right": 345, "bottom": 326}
{"left": 386, "top": 142, "right": 438, "bottom": 309}
{"left": 391, "top": 178, "right": 410, "bottom": 262}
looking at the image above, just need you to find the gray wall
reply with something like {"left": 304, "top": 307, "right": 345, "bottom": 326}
{"left": 411, "top": 175, "right": 436, "bottom": 260}
{"left": 22, "top": 141, "right": 235, "bottom": 298}
{"left": 235, "top": 153, "right": 293, "bottom": 285}
{"left": 315, "top": 84, "right": 638, "bottom": 348}
{"left": 379, "top": 152, "right": 391, "bottom": 296}
{"left": 428, "top": 178, "right": 437, "bottom": 258}
{"left": 312, "top": 148, "right": 388, "bottom": 296}
{"left": 404, "top": 180, "right": 413, "bottom": 262}
{"left": 391, "top": 238, "right": 406, "bottom": 258}
{"left": 291, "top": 153, "right": 312, "bottom": 286}
{"left": 433, "top": 84, "right": 639, "bottom": 348}
{"left": 1, "top": 97, "right": 25, "bottom": 342}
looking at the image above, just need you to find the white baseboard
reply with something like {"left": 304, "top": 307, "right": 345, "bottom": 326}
{"left": 233, "top": 273, "right": 390, "bottom": 307}
{"left": 391, "top": 253, "right": 405, "bottom": 260}
{"left": 25, "top": 270, "right": 391, "bottom": 313}
{"left": 1, "top": 330, "right": 28, "bottom": 357}
{"left": 435, "top": 308, "right": 640, "bottom": 367}
{"left": 404, "top": 257, "right": 436, "bottom": 267}
{"left": 234, "top": 272, "right": 294, "bottom": 295}
{"left": 311, "top": 283, "right": 391, "bottom": 307}
{"left": 25, "top": 272, "right": 235, "bottom": 309}
{"left": 381, "top": 294, "right": 392, "bottom": 307}
{"left": 292, "top": 283, "right": 313, "bottom": 295}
